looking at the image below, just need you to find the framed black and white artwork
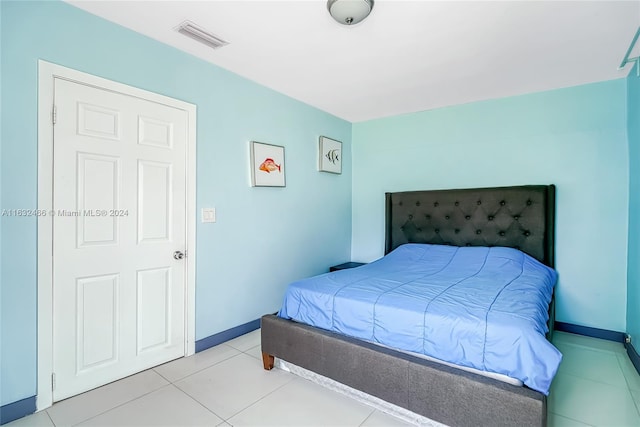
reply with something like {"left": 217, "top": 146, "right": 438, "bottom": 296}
{"left": 319, "top": 136, "right": 341, "bottom": 174}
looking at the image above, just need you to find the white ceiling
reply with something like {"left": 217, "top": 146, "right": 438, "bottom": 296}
{"left": 67, "top": 0, "right": 640, "bottom": 122}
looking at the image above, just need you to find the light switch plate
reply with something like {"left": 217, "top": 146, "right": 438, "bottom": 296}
{"left": 202, "top": 208, "right": 216, "bottom": 223}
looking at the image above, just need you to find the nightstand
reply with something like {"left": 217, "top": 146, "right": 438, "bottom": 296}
{"left": 329, "top": 262, "right": 366, "bottom": 272}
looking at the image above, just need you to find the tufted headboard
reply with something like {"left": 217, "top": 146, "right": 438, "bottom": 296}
{"left": 385, "top": 185, "right": 556, "bottom": 267}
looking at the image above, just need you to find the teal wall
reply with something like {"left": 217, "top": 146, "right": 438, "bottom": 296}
{"left": 0, "top": 1, "right": 352, "bottom": 406}
{"left": 352, "top": 80, "right": 629, "bottom": 333}
{"left": 627, "top": 63, "right": 640, "bottom": 344}
{"left": 0, "top": 0, "right": 4, "bottom": 408}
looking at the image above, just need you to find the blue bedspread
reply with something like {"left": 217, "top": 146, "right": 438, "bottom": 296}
{"left": 278, "top": 244, "right": 562, "bottom": 395}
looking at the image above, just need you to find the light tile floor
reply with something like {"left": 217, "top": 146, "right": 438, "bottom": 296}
{"left": 549, "top": 332, "right": 640, "bottom": 427}
{"left": 7, "top": 330, "right": 640, "bottom": 427}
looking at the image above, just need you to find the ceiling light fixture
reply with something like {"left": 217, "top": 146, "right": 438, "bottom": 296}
{"left": 327, "top": 0, "right": 374, "bottom": 25}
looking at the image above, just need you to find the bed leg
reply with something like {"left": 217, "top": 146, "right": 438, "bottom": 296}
{"left": 262, "top": 352, "right": 275, "bottom": 370}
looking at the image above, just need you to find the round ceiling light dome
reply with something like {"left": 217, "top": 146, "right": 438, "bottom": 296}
{"left": 327, "top": 0, "right": 374, "bottom": 25}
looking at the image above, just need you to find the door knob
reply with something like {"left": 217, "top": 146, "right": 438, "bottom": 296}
{"left": 173, "top": 251, "right": 185, "bottom": 260}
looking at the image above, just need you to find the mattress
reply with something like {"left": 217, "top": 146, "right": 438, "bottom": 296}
{"left": 278, "top": 243, "right": 562, "bottom": 395}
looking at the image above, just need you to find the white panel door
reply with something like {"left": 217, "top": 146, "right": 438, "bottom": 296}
{"left": 52, "top": 78, "right": 187, "bottom": 401}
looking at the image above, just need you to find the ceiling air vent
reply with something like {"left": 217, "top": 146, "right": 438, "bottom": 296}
{"left": 176, "top": 20, "right": 229, "bottom": 50}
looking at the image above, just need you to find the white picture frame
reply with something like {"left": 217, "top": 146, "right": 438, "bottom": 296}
{"left": 319, "top": 136, "right": 342, "bottom": 174}
{"left": 250, "top": 141, "right": 285, "bottom": 187}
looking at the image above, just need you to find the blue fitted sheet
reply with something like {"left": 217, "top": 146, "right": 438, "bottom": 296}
{"left": 278, "top": 243, "right": 562, "bottom": 395}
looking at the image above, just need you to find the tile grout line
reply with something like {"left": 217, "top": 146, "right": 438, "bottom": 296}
{"left": 554, "top": 343, "right": 627, "bottom": 358}
{"left": 159, "top": 345, "right": 243, "bottom": 383}
{"left": 226, "top": 344, "right": 250, "bottom": 352}
{"left": 65, "top": 382, "right": 172, "bottom": 426}
{"left": 45, "top": 369, "right": 171, "bottom": 426}
{"left": 549, "top": 411, "right": 596, "bottom": 427}
{"left": 632, "top": 395, "right": 640, "bottom": 419}
{"left": 44, "top": 408, "right": 57, "bottom": 427}
{"left": 615, "top": 353, "right": 640, "bottom": 413}
{"left": 224, "top": 331, "right": 261, "bottom": 353}
{"left": 227, "top": 344, "right": 258, "bottom": 353}
{"left": 554, "top": 336, "right": 627, "bottom": 353}
{"left": 43, "top": 339, "right": 257, "bottom": 426}
{"left": 357, "top": 408, "right": 377, "bottom": 427}
{"left": 626, "top": 381, "right": 640, "bottom": 418}
{"left": 241, "top": 345, "right": 262, "bottom": 360}
{"left": 554, "top": 350, "right": 629, "bottom": 389}
{"left": 169, "top": 337, "right": 267, "bottom": 424}
{"left": 152, "top": 367, "right": 173, "bottom": 383}
{"left": 555, "top": 370, "right": 635, "bottom": 390}
{"left": 169, "top": 380, "right": 228, "bottom": 424}
{"left": 169, "top": 352, "right": 275, "bottom": 421}
{"left": 221, "top": 370, "right": 298, "bottom": 422}
{"left": 616, "top": 354, "right": 638, "bottom": 392}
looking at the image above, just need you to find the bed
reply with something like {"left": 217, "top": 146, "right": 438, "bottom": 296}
{"left": 261, "top": 185, "right": 558, "bottom": 427}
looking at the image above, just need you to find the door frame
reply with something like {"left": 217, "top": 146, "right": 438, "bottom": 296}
{"left": 36, "top": 60, "right": 197, "bottom": 410}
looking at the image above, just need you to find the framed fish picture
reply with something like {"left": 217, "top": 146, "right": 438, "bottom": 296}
{"left": 319, "top": 136, "right": 342, "bottom": 174}
{"left": 250, "top": 141, "right": 285, "bottom": 187}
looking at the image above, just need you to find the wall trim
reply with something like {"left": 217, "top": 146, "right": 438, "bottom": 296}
{"left": 555, "top": 321, "right": 626, "bottom": 342}
{"left": 0, "top": 396, "right": 36, "bottom": 425}
{"left": 36, "top": 60, "right": 197, "bottom": 411}
{"left": 196, "top": 319, "right": 261, "bottom": 352}
{"left": 626, "top": 342, "right": 640, "bottom": 377}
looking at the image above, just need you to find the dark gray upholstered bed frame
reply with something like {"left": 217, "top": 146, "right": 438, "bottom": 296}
{"left": 261, "top": 185, "right": 556, "bottom": 427}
